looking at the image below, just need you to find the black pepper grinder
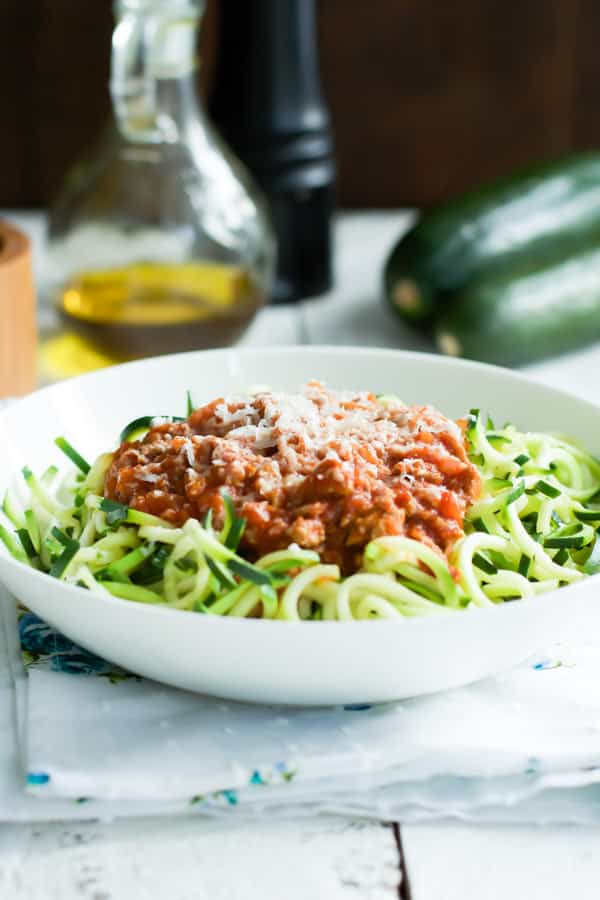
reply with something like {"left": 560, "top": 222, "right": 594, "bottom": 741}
{"left": 209, "top": 0, "right": 336, "bottom": 304}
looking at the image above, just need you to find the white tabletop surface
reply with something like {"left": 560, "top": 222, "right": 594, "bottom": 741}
{"left": 2, "top": 210, "right": 600, "bottom": 899}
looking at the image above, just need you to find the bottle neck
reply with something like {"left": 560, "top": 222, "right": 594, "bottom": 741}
{"left": 111, "top": 0, "right": 203, "bottom": 144}
{"left": 154, "top": 74, "right": 201, "bottom": 141}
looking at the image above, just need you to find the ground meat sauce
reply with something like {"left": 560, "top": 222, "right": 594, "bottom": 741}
{"left": 104, "top": 383, "right": 481, "bottom": 573}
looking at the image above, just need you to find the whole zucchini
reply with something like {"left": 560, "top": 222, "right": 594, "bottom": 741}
{"left": 384, "top": 153, "right": 600, "bottom": 327}
{"left": 434, "top": 246, "right": 600, "bottom": 367}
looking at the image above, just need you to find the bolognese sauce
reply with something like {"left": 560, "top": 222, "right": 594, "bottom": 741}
{"left": 104, "top": 383, "right": 480, "bottom": 572}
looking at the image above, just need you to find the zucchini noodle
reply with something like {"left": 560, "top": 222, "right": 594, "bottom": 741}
{"left": 2, "top": 406, "right": 600, "bottom": 621}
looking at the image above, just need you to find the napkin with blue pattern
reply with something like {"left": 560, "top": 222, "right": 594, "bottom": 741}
{"left": 2, "top": 586, "right": 600, "bottom": 823}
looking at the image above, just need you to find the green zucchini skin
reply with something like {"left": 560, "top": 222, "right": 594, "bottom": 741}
{"left": 434, "top": 247, "right": 600, "bottom": 367}
{"left": 384, "top": 153, "right": 600, "bottom": 328}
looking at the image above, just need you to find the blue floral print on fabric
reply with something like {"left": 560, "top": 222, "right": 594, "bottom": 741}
{"left": 19, "top": 613, "right": 74, "bottom": 656}
{"left": 525, "top": 756, "right": 542, "bottom": 775}
{"left": 189, "top": 763, "right": 299, "bottom": 807}
{"left": 532, "top": 659, "right": 563, "bottom": 671}
{"left": 51, "top": 652, "right": 108, "bottom": 676}
{"left": 18, "top": 610, "right": 134, "bottom": 681}
{"left": 26, "top": 771, "right": 50, "bottom": 785}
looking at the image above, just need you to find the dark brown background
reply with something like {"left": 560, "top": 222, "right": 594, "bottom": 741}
{"left": 2, "top": 0, "right": 600, "bottom": 210}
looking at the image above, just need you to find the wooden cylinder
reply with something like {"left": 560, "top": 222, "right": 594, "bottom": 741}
{"left": 0, "top": 220, "right": 37, "bottom": 397}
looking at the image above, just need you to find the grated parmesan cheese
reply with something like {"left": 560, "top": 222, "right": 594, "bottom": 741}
{"left": 200, "top": 383, "right": 457, "bottom": 463}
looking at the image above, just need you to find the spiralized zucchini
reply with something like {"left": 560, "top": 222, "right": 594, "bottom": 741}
{"left": 2, "top": 408, "right": 600, "bottom": 621}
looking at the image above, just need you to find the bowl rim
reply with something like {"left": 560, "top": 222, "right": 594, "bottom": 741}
{"left": 2, "top": 343, "right": 600, "bottom": 629}
{"left": 6, "top": 343, "right": 600, "bottom": 417}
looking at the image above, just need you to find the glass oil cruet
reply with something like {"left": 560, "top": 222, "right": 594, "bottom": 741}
{"left": 44, "top": 0, "right": 274, "bottom": 375}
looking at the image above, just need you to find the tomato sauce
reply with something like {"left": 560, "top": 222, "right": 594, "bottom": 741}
{"left": 104, "top": 384, "right": 480, "bottom": 572}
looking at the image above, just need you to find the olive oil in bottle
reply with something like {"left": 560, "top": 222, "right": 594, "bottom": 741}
{"left": 55, "top": 261, "right": 265, "bottom": 358}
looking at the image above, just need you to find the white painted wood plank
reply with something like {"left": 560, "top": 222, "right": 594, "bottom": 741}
{"left": 239, "top": 304, "right": 301, "bottom": 348}
{"left": 524, "top": 343, "right": 600, "bottom": 404}
{"left": 301, "top": 211, "right": 426, "bottom": 349}
{"left": 403, "top": 823, "right": 600, "bottom": 900}
{"left": 0, "top": 817, "right": 400, "bottom": 900}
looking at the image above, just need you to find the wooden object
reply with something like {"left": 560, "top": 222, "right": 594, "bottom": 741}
{"left": 0, "top": 221, "right": 36, "bottom": 397}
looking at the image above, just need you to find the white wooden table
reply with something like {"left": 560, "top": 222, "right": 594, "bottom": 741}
{"left": 3, "top": 210, "right": 600, "bottom": 900}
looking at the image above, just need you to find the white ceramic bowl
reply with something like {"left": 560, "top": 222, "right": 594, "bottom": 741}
{"left": 1, "top": 346, "right": 599, "bottom": 705}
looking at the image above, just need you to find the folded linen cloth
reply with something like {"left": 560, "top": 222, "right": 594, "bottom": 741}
{"left": 2, "top": 586, "right": 600, "bottom": 824}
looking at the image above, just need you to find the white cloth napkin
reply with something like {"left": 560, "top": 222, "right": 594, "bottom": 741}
{"left": 2, "top": 586, "right": 600, "bottom": 824}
